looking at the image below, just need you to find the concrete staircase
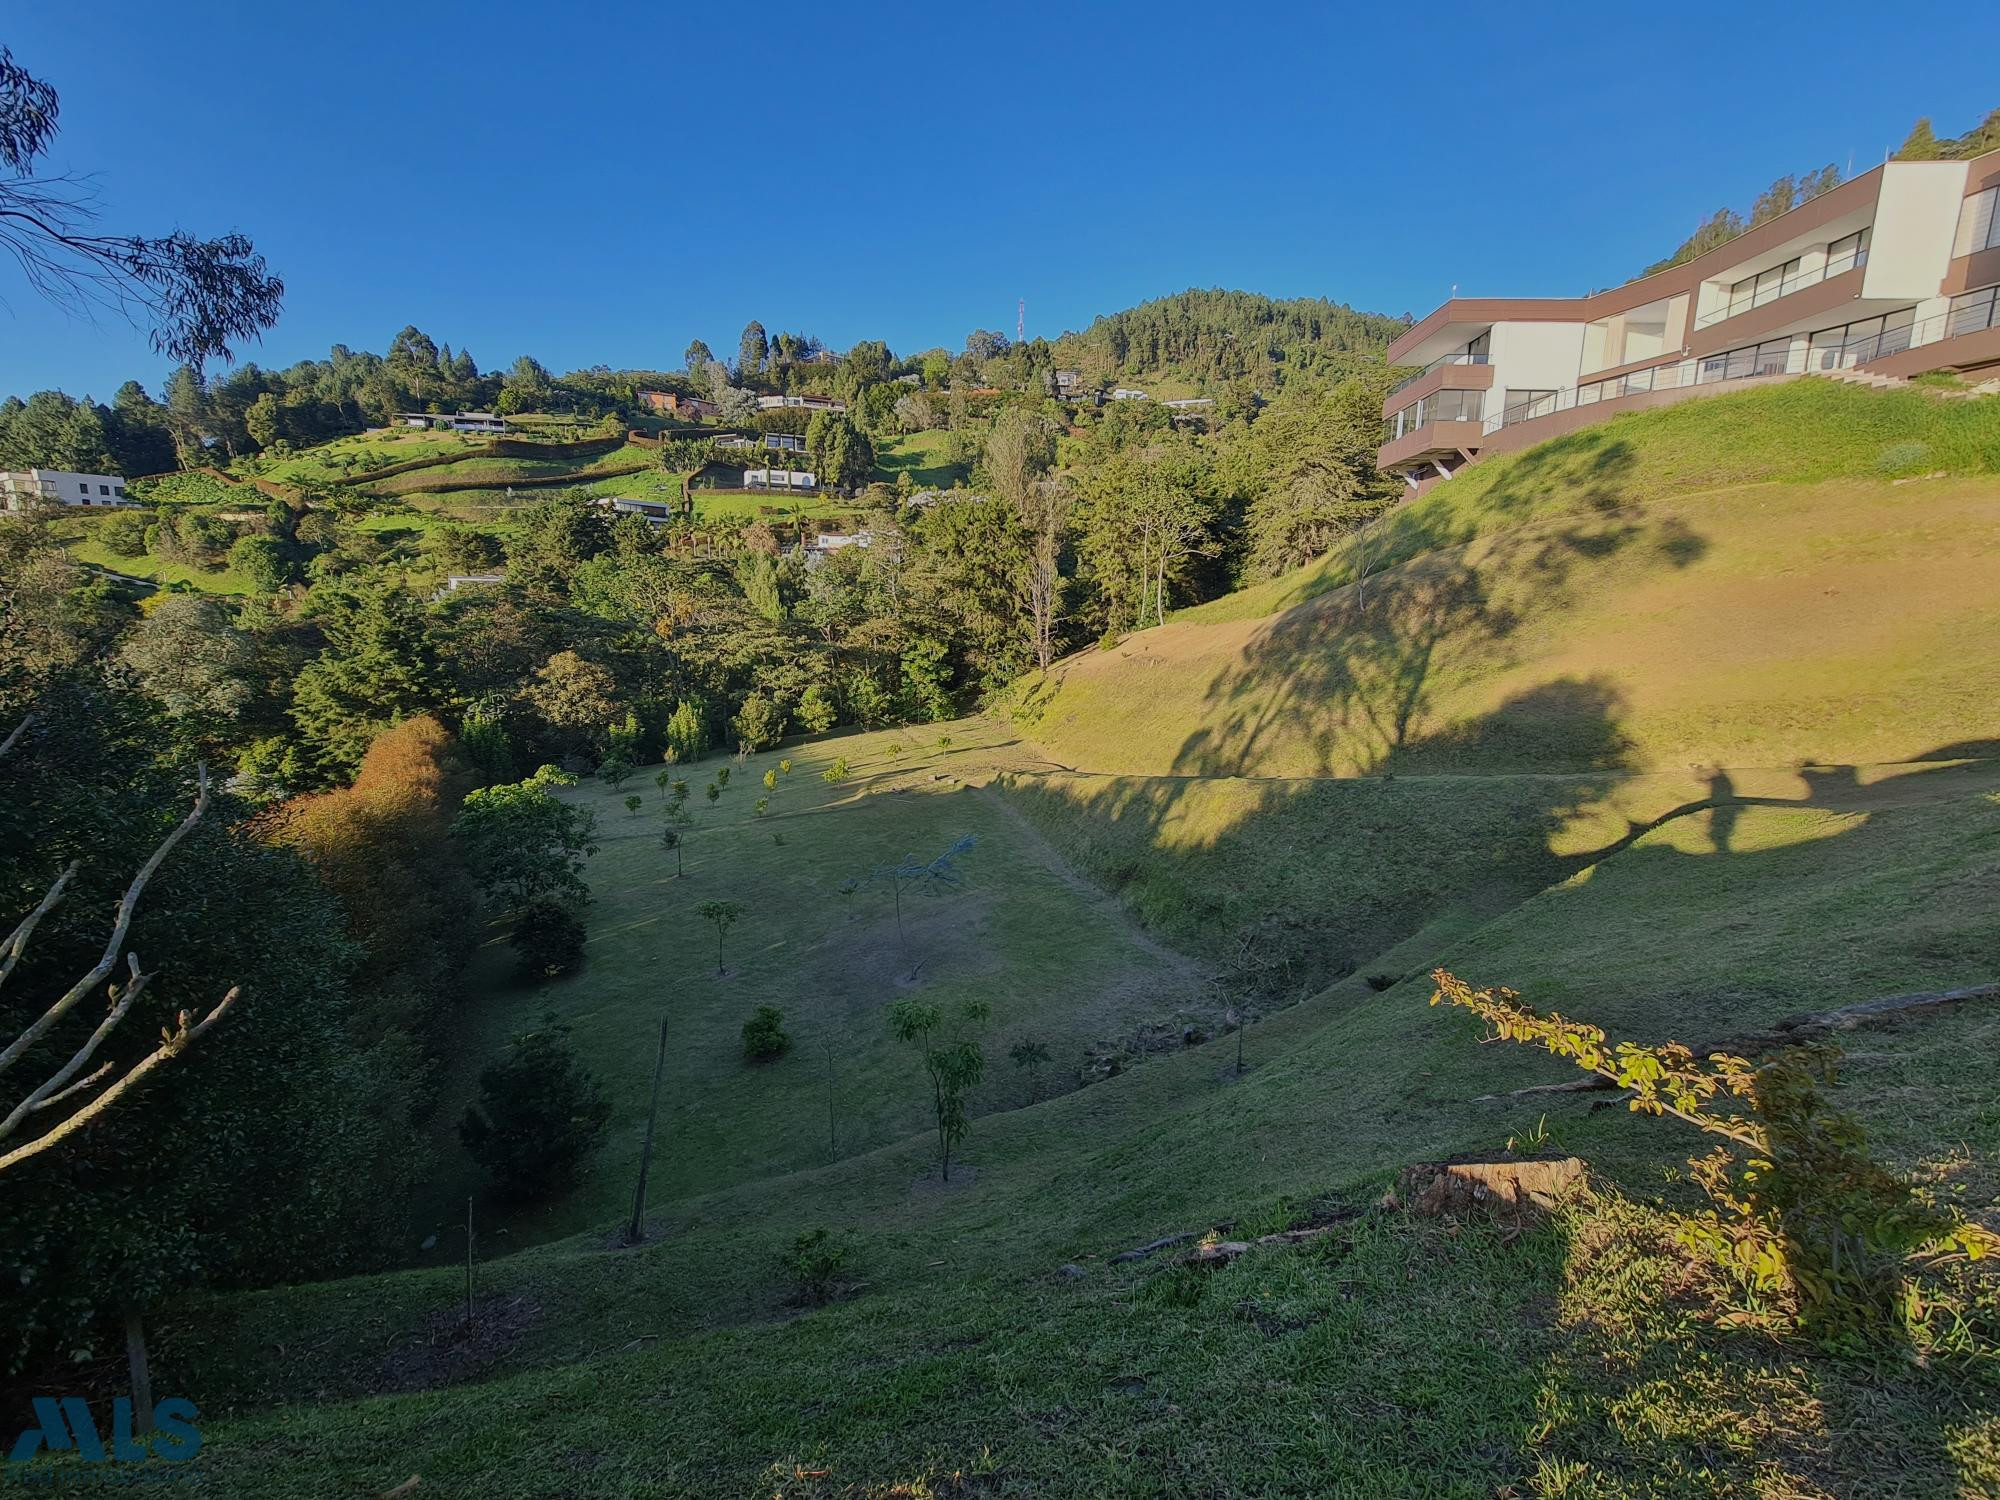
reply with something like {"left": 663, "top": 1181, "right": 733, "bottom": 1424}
{"left": 1808, "top": 366, "right": 1998, "bottom": 400}
{"left": 1808, "top": 366, "right": 1910, "bottom": 391}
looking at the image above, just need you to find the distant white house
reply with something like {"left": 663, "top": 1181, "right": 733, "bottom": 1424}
{"left": 763, "top": 433, "right": 806, "bottom": 453}
{"left": 0, "top": 468, "right": 134, "bottom": 511}
{"left": 795, "top": 529, "right": 873, "bottom": 568}
{"left": 1111, "top": 388, "right": 1149, "bottom": 402}
{"left": 743, "top": 466, "right": 817, "bottom": 492}
{"left": 755, "top": 394, "right": 846, "bottom": 414}
{"left": 593, "top": 497, "right": 678, "bottom": 524}
{"left": 397, "top": 411, "right": 511, "bottom": 434}
{"left": 1162, "top": 397, "right": 1215, "bottom": 410}
{"left": 435, "top": 572, "right": 507, "bottom": 600}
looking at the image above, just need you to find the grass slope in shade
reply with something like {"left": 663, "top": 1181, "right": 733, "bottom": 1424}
{"left": 406, "top": 719, "right": 1210, "bottom": 1251}
{"left": 173, "top": 785, "right": 2000, "bottom": 1496}
{"left": 1020, "top": 382, "right": 2000, "bottom": 778}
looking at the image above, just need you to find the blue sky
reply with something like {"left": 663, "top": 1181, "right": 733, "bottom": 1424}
{"left": 4, "top": 2, "right": 1997, "bottom": 399}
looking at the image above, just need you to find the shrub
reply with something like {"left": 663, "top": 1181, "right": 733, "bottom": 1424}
{"left": 796, "top": 683, "right": 837, "bottom": 734}
{"left": 510, "top": 900, "right": 587, "bottom": 981}
{"left": 821, "top": 756, "right": 850, "bottom": 784}
{"left": 98, "top": 509, "right": 151, "bottom": 558}
{"left": 459, "top": 1015, "right": 611, "bottom": 1199}
{"left": 598, "top": 756, "right": 634, "bottom": 789}
{"left": 228, "top": 534, "right": 295, "bottom": 592}
{"left": 664, "top": 699, "right": 707, "bottom": 763}
{"left": 731, "top": 692, "right": 786, "bottom": 751}
{"left": 742, "top": 1004, "right": 791, "bottom": 1063}
{"left": 784, "top": 1228, "right": 848, "bottom": 1305}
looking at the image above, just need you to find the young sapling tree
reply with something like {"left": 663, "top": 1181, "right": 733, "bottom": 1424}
{"left": 888, "top": 998, "right": 990, "bottom": 1182}
{"left": 696, "top": 899, "right": 744, "bottom": 976}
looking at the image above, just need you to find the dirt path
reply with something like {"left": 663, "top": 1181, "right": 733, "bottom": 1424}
{"left": 967, "top": 778, "right": 1210, "bottom": 989}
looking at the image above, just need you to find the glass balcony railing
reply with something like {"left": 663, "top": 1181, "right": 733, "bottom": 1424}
{"left": 1693, "top": 247, "right": 1868, "bottom": 329}
{"left": 1387, "top": 350, "right": 1490, "bottom": 396}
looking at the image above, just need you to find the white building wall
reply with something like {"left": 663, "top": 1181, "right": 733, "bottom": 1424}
{"left": 1486, "top": 321, "right": 1589, "bottom": 416}
{"left": 1863, "top": 161, "right": 1972, "bottom": 301}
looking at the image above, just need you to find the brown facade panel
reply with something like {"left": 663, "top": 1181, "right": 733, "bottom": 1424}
{"left": 1861, "top": 325, "right": 2000, "bottom": 378}
{"left": 1380, "top": 362, "right": 1494, "bottom": 418}
{"left": 1376, "top": 419, "right": 1486, "bottom": 471}
{"left": 1943, "top": 247, "right": 2000, "bottom": 299}
{"left": 1684, "top": 268, "right": 1868, "bottom": 357}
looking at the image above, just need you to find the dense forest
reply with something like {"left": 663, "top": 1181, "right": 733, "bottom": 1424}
{"left": 1049, "top": 289, "right": 1411, "bottom": 388}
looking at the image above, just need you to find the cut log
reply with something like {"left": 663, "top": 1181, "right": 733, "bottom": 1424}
{"left": 1110, "top": 1232, "right": 1196, "bottom": 1264}
{"left": 1393, "top": 1154, "right": 1586, "bottom": 1221}
{"left": 1184, "top": 1224, "right": 1344, "bottom": 1269}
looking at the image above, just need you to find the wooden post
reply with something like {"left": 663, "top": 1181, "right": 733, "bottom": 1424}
{"left": 464, "top": 1196, "right": 475, "bottom": 1330}
{"left": 822, "top": 1035, "right": 837, "bottom": 1164}
{"left": 627, "top": 1015, "right": 669, "bottom": 1244}
{"left": 124, "top": 1310, "right": 153, "bottom": 1435}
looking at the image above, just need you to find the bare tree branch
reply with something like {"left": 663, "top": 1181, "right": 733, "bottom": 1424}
{"left": 0, "top": 760, "right": 242, "bottom": 1175}
{"left": 0, "top": 713, "right": 34, "bottom": 760}
{"left": 0, "top": 858, "right": 76, "bottom": 989}
{"left": 0, "top": 767, "right": 209, "bottom": 1075}
{"left": 0, "top": 988, "right": 238, "bottom": 1175}
{"left": 0, "top": 954, "right": 153, "bottom": 1140}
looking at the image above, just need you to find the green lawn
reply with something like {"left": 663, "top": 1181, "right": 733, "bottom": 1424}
{"left": 63, "top": 535, "right": 255, "bottom": 594}
{"left": 1020, "top": 384, "right": 2000, "bottom": 780}
{"left": 74, "top": 381, "right": 2000, "bottom": 1497}
{"left": 404, "top": 717, "right": 1211, "bottom": 1253}
{"left": 874, "top": 428, "right": 972, "bottom": 490}
{"left": 163, "top": 753, "right": 2000, "bottom": 1497}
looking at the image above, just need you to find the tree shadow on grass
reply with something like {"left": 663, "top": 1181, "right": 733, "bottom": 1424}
{"left": 1170, "top": 436, "right": 1693, "bottom": 780}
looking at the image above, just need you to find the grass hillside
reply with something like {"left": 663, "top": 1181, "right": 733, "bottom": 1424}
{"left": 82, "top": 381, "right": 2000, "bottom": 1497}
{"left": 1020, "top": 381, "right": 2000, "bottom": 778}
{"left": 164, "top": 733, "right": 2000, "bottom": 1496}
{"left": 401, "top": 720, "right": 1212, "bottom": 1253}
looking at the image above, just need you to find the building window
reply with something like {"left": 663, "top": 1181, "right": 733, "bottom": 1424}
{"left": 1726, "top": 257, "right": 1802, "bottom": 319}
{"left": 1501, "top": 389, "right": 1557, "bottom": 425}
{"left": 1825, "top": 229, "right": 1869, "bottom": 276}
{"left": 1955, "top": 187, "right": 2000, "bottom": 257}
{"left": 98, "top": 484, "right": 109, "bottom": 495}
{"left": 1947, "top": 284, "right": 2000, "bottom": 339}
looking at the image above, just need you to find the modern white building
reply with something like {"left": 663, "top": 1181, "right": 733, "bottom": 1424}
{"left": 1381, "top": 147, "right": 2000, "bottom": 491}
{"left": 755, "top": 394, "right": 846, "bottom": 414}
{"left": 397, "top": 412, "right": 511, "bottom": 434}
{"left": 743, "top": 467, "right": 817, "bottom": 492}
{"left": 0, "top": 468, "right": 134, "bottom": 510}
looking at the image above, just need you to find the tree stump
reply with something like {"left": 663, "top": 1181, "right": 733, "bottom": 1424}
{"left": 1393, "top": 1153, "right": 1585, "bottom": 1222}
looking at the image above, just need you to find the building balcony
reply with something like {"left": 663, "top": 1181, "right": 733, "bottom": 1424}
{"left": 1377, "top": 419, "right": 1487, "bottom": 472}
{"left": 1687, "top": 265, "right": 1866, "bottom": 353}
{"left": 1381, "top": 357, "right": 1493, "bottom": 417}
{"left": 1387, "top": 350, "right": 1492, "bottom": 398}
